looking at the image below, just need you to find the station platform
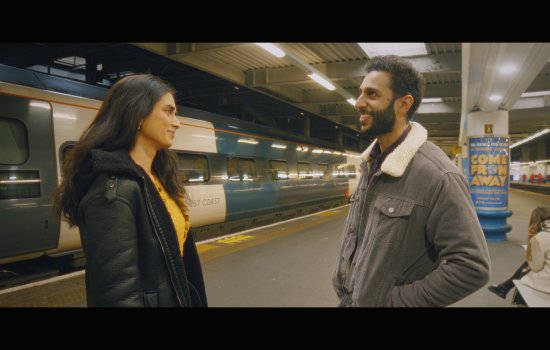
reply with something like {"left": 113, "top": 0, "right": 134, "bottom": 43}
{"left": 0, "top": 187, "right": 547, "bottom": 307}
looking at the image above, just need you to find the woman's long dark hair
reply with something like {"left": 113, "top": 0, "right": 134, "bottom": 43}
{"left": 54, "top": 74, "right": 186, "bottom": 226}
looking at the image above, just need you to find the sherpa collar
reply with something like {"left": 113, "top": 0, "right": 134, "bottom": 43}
{"left": 360, "top": 121, "right": 427, "bottom": 178}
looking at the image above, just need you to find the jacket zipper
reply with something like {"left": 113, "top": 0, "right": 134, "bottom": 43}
{"left": 355, "top": 169, "right": 383, "bottom": 268}
{"left": 141, "top": 175, "right": 186, "bottom": 307}
{"left": 342, "top": 168, "right": 382, "bottom": 291}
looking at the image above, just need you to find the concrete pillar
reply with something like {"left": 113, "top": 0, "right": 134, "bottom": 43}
{"left": 466, "top": 110, "right": 512, "bottom": 241}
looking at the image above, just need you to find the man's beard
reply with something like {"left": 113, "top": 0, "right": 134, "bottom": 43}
{"left": 362, "top": 98, "right": 397, "bottom": 137}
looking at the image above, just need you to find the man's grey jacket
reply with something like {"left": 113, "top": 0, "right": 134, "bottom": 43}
{"left": 333, "top": 122, "right": 490, "bottom": 307}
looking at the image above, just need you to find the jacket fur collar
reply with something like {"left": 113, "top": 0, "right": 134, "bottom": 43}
{"left": 75, "top": 149, "right": 145, "bottom": 198}
{"left": 360, "top": 121, "right": 427, "bottom": 178}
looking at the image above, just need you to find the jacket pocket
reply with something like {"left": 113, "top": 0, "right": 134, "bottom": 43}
{"left": 396, "top": 245, "right": 439, "bottom": 286}
{"left": 373, "top": 196, "right": 414, "bottom": 243}
{"left": 143, "top": 290, "right": 159, "bottom": 307}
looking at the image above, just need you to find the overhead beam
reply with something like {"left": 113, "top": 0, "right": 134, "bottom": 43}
{"left": 464, "top": 43, "right": 550, "bottom": 113}
{"left": 295, "top": 101, "right": 460, "bottom": 115}
{"left": 415, "top": 123, "right": 460, "bottom": 131}
{"left": 417, "top": 101, "right": 460, "bottom": 114}
{"left": 525, "top": 74, "right": 550, "bottom": 91}
{"left": 245, "top": 53, "right": 461, "bottom": 87}
{"left": 424, "top": 83, "right": 461, "bottom": 98}
{"left": 288, "top": 83, "right": 461, "bottom": 105}
{"left": 131, "top": 42, "right": 245, "bottom": 85}
{"left": 167, "top": 43, "right": 249, "bottom": 57}
{"left": 408, "top": 53, "right": 461, "bottom": 73}
{"left": 512, "top": 96, "right": 550, "bottom": 110}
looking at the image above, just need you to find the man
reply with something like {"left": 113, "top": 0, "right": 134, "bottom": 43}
{"left": 332, "top": 55, "right": 490, "bottom": 307}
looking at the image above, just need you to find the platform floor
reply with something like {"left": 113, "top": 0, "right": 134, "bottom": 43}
{"left": 0, "top": 187, "right": 547, "bottom": 307}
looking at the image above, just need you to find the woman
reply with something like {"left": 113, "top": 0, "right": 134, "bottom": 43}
{"left": 518, "top": 214, "right": 550, "bottom": 296}
{"left": 488, "top": 206, "right": 550, "bottom": 304}
{"left": 54, "top": 74, "right": 207, "bottom": 307}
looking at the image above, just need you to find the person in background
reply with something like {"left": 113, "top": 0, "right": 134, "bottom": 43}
{"left": 332, "top": 55, "right": 490, "bottom": 307}
{"left": 54, "top": 74, "right": 207, "bottom": 307}
{"left": 519, "top": 212, "right": 550, "bottom": 297}
{"left": 489, "top": 206, "right": 550, "bottom": 304}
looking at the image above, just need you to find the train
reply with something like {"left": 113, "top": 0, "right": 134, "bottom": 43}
{"left": 0, "top": 63, "right": 361, "bottom": 266}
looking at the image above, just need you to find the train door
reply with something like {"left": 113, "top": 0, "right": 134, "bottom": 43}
{"left": 0, "top": 94, "right": 59, "bottom": 258}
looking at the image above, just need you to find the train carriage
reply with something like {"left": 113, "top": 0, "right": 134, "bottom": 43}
{"left": 0, "top": 63, "right": 361, "bottom": 266}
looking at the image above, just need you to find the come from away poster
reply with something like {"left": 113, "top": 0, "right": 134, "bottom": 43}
{"left": 468, "top": 136, "right": 509, "bottom": 209}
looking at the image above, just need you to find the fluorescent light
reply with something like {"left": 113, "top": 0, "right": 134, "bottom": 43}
{"left": 499, "top": 64, "right": 517, "bottom": 74}
{"left": 422, "top": 98, "right": 443, "bottom": 103}
{"left": 510, "top": 128, "right": 550, "bottom": 149}
{"left": 256, "top": 43, "right": 285, "bottom": 58}
{"left": 308, "top": 73, "right": 336, "bottom": 91}
{"left": 521, "top": 90, "right": 550, "bottom": 98}
{"left": 358, "top": 43, "right": 427, "bottom": 57}
{"left": 489, "top": 95, "right": 502, "bottom": 101}
{"left": 271, "top": 144, "right": 287, "bottom": 149}
{"left": 347, "top": 98, "right": 357, "bottom": 105}
{"left": 238, "top": 138, "right": 259, "bottom": 145}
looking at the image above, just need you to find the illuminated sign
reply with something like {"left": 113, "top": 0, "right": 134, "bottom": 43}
{"left": 468, "top": 136, "right": 509, "bottom": 209}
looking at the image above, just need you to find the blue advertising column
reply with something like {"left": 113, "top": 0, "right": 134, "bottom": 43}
{"left": 468, "top": 135, "right": 512, "bottom": 241}
{"left": 464, "top": 110, "right": 512, "bottom": 241}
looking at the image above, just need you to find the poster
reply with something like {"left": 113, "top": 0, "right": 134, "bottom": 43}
{"left": 468, "top": 136, "right": 509, "bottom": 209}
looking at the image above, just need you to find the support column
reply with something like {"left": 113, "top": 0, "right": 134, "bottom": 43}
{"left": 537, "top": 142, "right": 547, "bottom": 160}
{"left": 466, "top": 110, "right": 512, "bottom": 242}
{"left": 303, "top": 116, "right": 310, "bottom": 137}
{"left": 520, "top": 146, "right": 530, "bottom": 162}
{"left": 336, "top": 128, "right": 344, "bottom": 145}
{"left": 85, "top": 55, "right": 98, "bottom": 84}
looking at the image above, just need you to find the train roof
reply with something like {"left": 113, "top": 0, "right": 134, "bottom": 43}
{"left": 0, "top": 63, "right": 107, "bottom": 101}
{"left": 0, "top": 63, "right": 351, "bottom": 153}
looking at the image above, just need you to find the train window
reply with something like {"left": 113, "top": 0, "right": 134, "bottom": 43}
{"left": 347, "top": 165, "right": 357, "bottom": 178}
{"left": 176, "top": 153, "right": 210, "bottom": 183}
{"left": 227, "top": 157, "right": 256, "bottom": 182}
{"left": 317, "top": 163, "right": 329, "bottom": 179}
{"left": 333, "top": 164, "right": 347, "bottom": 178}
{"left": 0, "top": 170, "right": 41, "bottom": 199}
{"left": 269, "top": 160, "right": 289, "bottom": 180}
{"left": 0, "top": 118, "right": 29, "bottom": 165}
{"left": 297, "top": 162, "right": 313, "bottom": 179}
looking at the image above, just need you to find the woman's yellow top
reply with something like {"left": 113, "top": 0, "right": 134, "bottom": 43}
{"left": 151, "top": 175, "right": 189, "bottom": 256}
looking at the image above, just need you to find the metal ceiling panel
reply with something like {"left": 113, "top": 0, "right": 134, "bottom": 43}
{"left": 5, "top": 42, "right": 550, "bottom": 156}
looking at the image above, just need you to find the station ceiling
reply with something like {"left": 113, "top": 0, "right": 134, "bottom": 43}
{"left": 2, "top": 42, "right": 550, "bottom": 155}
